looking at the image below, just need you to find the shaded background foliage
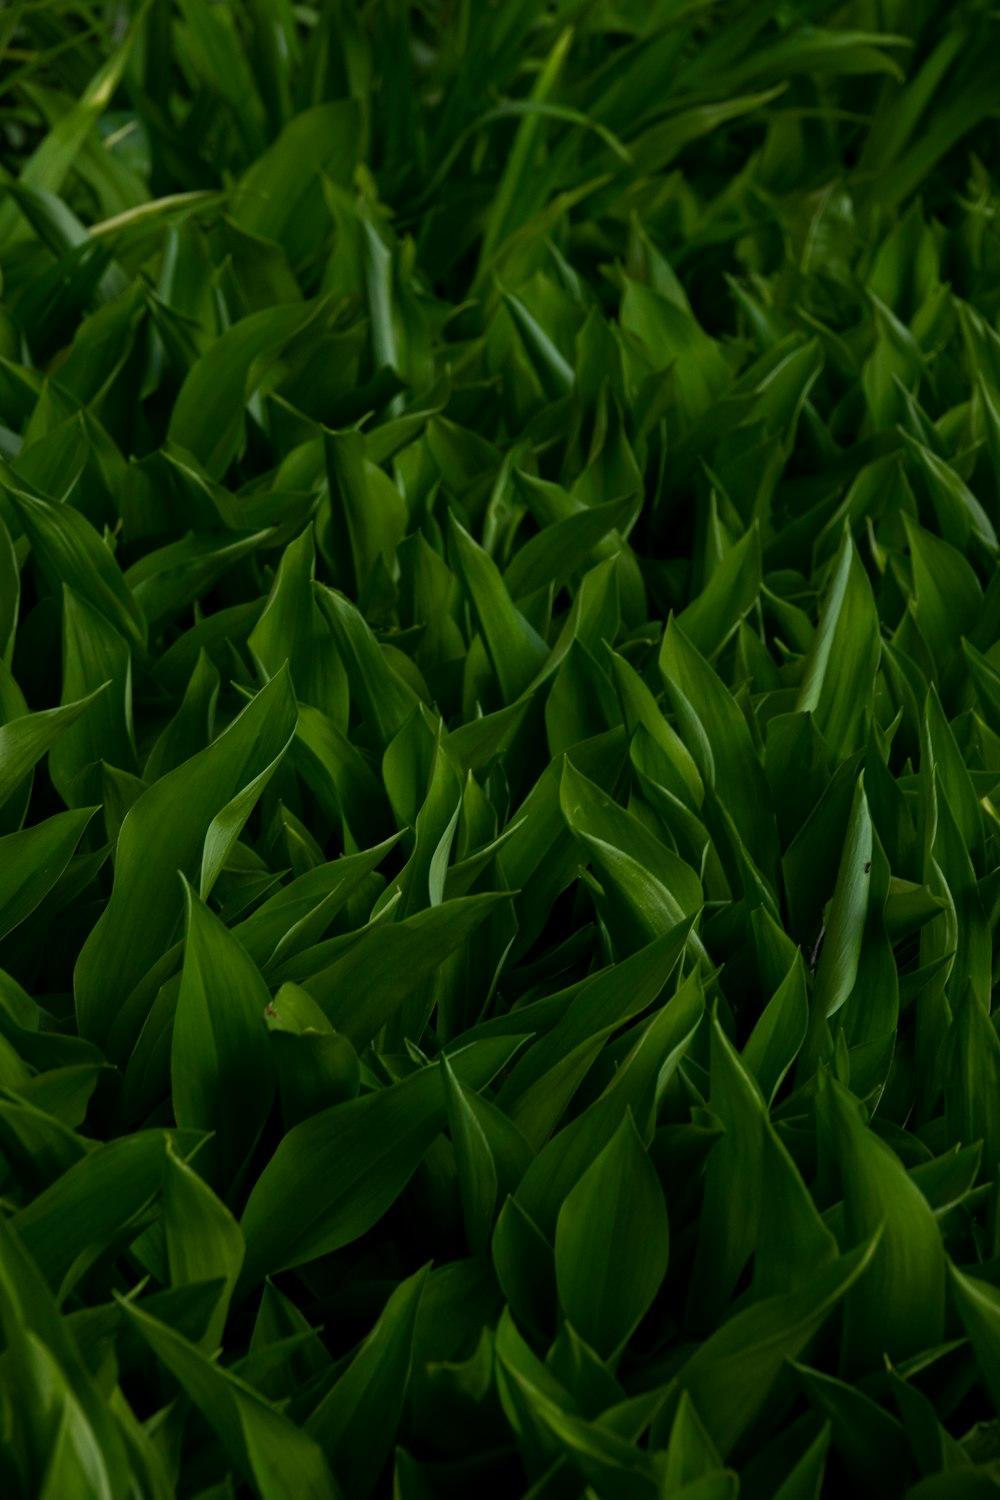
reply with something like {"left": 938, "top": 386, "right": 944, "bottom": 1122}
{"left": 3, "top": 0, "right": 1000, "bottom": 1496}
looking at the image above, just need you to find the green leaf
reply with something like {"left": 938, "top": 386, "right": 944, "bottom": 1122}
{"left": 492, "top": 1193, "right": 557, "bottom": 1340}
{"left": 770, "top": 1425, "right": 832, "bottom": 1500}
{"left": 554, "top": 1109, "right": 669, "bottom": 1359}
{"left": 962, "top": 637, "right": 1000, "bottom": 740}
{"left": 763, "top": 711, "right": 831, "bottom": 852}
{"left": 231, "top": 101, "right": 360, "bottom": 258}
{"left": 123, "top": 528, "right": 273, "bottom": 630}
{"left": 499, "top": 284, "right": 574, "bottom": 400}
{"left": 515, "top": 968, "right": 705, "bottom": 1242}
{"left": 505, "top": 486, "right": 639, "bottom": 601}
{"left": 781, "top": 750, "right": 866, "bottom": 946}
{"left": 619, "top": 276, "right": 732, "bottom": 427}
{"left": 143, "top": 648, "right": 220, "bottom": 783}
{"left": 313, "top": 585, "right": 420, "bottom": 751}
{"left": 687, "top": 1018, "right": 767, "bottom": 1332}
{"left": 528, "top": 1398, "right": 662, "bottom": 1499}
{"left": 6, "top": 483, "right": 147, "bottom": 651}
{"left": 623, "top": 85, "right": 788, "bottom": 184}
{"left": 12, "top": 1131, "right": 168, "bottom": 1297}
{"left": 0, "top": 687, "right": 106, "bottom": 814}
{"left": 248, "top": 523, "right": 348, "bottom": 719}
{"left": 496, "top": 923, "right": 691, "bottom": 1144}
{"left": 501, "top": 729, "right": 627, "bottom": 959}
{"left": 819, "top": 1074, "right": 945, "bottom": 1371}
{"left": 661, "top": 1391, "right": 724, "bottom": 1489}
{"left": 792, "top": 1363, "right": 909, "bottom": 1499}
{"left": 812, "top": 775, "right": 874, "bottom": 1025}
{"left": 900, "top": 431, "right": 997, "bottom": 556}
{"left": 33, "top": 1371, "right": 113, "bottom": 1500}
{"left": 307, "top": 1265, "right": 429, "bottom": 1498}
{"left": 441, "top": 1051, "right": 498, "bottom": 1255}
{"left": 743, "top": 949, "right": 809, "bottom": 1105}
{"left": 239, "top": 1037, "right": 523, "bottom": 1283}
{"left": 274, "top": 893, "right": 511, "bottom": 1051}
{"left": 171, "top": 885, "right": 276, "bottom": 1189}
{"left": 119, "top": 1298, "right": 343, "bottom": 1500}
{"left": 902, "top": 514, "right": 981, "bottom": 675}
{"left": 169, "top": 299, "right": 329, "bottom": 477}
{"left": 659, "top": 617, "right": 778, "bottom": 887}
{"left": 796, "top": 528, "right": 881, "bottom": 760}
{"left": 675, "top": 521, "right": 762, "bottom": 659}
{"left": 161, "top": 1140, "right": 245, "bottom": 1350}
{"left": 0, "top": 807, "right": 96, "bottom": 941}
{"left": 752, "top": 1121, "right": 839, "bottom": 1302}
{"left": 265, "top": 982, "right": 361, "bottom": 1129}
{"left": 945, "top": 994, "right": 1000, "bottom": 1178}
{"left": 50, "top": 587, "right": 136, "bottom": 804}
{"left": 559, "top": 756, "right": 704, "bottom": 959}
{"left": 0, "top": 508, "right": 18, "bottom": 666}
{"left": 0, "top": 1219, "right": 131, "bottom": 1499}
{"left": 476, "top": 25, "right": 575, "bottom": 273}
{"left": 324, "top": 426, "right": 409, "bottom": 604}
{"left": 903, "top": 1475, "right": 1000, "bottom": 1500}
{"left": 0, "top": 3, "right": 148, "bottom": 245}
{"left": 233, "top": 836, "right": 398, "bottom": 968}
{"left": 947, "top": 1262, "right": 1000, "bottom": 1420}
{"left": 74, "top": 667, "right": 297, "bottom": 1058}
{"left": 175, "top": 0, "right": 270, "bottom": 154}
{"left": 448, "top": 512, "right": 549, "bottom": 703}
{"left": 609, "top": 649, "right": 703, "bottom": 806}
{"left": 675, "top": 1237, "right": 879, "bottom": 1457}
{"left": 292, "top": 699, "right": 394, "bottom": 842}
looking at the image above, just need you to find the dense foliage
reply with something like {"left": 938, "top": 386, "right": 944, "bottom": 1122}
{"left": 3, "top": 1, "right": 1000, "bottom": 1495}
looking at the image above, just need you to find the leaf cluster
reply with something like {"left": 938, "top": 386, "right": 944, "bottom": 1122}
{"left": 2, "top": 2, "right": 1000, "bottom": 1497}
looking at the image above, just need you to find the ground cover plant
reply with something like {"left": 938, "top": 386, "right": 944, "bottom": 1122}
{"left": 3, "top": 0, "right": 1000, "bottom": 1495}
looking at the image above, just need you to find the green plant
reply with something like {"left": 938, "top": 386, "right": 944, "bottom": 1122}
{"left": 2, "top": 2, "right": 1000, "bottom": 1495}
